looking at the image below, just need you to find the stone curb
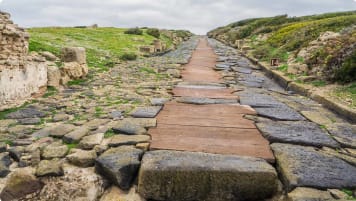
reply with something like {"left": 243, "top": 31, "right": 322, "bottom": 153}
{"left": 241, "top": 53, "right": 356, "bottom": 123}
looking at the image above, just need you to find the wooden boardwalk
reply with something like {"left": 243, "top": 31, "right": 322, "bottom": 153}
{"left": 148, "top": 38, "right": 275, "bottom": 163}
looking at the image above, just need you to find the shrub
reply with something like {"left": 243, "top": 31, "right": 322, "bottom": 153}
{"left": 146, "top": 28, "right": 160, "bottom": 38}
{"left": 124, "top": 27, "right": 143, "bottom": 35}
{"left": 120, "top": 53, "right": 137, "bottom": 61}
{"left": 334, "top": 50, "right": 356, "bottom": 83}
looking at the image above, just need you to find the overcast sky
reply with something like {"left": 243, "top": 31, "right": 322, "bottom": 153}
{"left": 0, "top": 0, "right": 355, "bottom": 34}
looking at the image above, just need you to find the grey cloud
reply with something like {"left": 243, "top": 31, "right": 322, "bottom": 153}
{"left": 0, "top": 0, "right": 355, "bottom": 34}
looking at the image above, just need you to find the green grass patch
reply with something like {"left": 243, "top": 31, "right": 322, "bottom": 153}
{"left": 139, "top": 67, "right": 156, "bottom": 74}
{"left": 104, "top": 129, "right": 115, "bottom": 138}
{"left": 0, "top": 102, "right": 30, "bottom": 120}
{"left": 277, "top": 64, "right": 288, "bottom": 72}
{"left": 67, "top": 79, "right": 87, "bottom": 86}
{"left": 95, "top": 106, "right": 105, "bottom": 117}
{"left": 64, "top": 142, "right": 78, "bottom": 151}
{"left": 28, "top": 27, "right": 170, "bottom": 71}
{"left": 333, "top": 82, "right": 356, "bottom": 108}
{"left": 310, "top": 80, "right": 327, "bottom": 87}
{"left": 4, "top": 140, "right": 13, "bottom": 146}
{"left": 43, "top": 86, "right": 58, "bottom": 98}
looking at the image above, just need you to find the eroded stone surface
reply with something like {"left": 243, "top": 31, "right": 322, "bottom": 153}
{"left": 257, "top": 121, "right": 339, "bottom": 148}
{"left": 95, "top": 146, "right": 144, "bottom": 190}
{"left": 138, "top": 150, "right": 278, "bottom": 201}
{"left": 271, "top": 143, "right": 356, "bottom": 191}
{"left": 326, "top": 123, "right": 356, "bottom": 148}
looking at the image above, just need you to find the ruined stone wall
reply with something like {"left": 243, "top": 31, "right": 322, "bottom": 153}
{"left": 0, "top": 11, "right": 48, "bottom": 105}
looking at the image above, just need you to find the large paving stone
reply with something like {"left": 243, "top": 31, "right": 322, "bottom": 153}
{"left": 255, "top": 105, "right": 306, "bottom": 121}
{"left": 301, "top": 111, "right": 333, "bottom": 125}
{"left": 108, "top": 135, "right": 150, "bottom": 147}
{"left": 326, "top": 123, "right": 356, "bottom": 148}
{"left": 239, "top": 93, "right": 284, "bottom": 107}
{"left": 256, "top": 121, "right": 339, "bottom": 148}
{"left": 138, "top": 150, "right": 278, "bottom": 201}
{"left": 177, "top": 97, "right": 237, "bottom": 105}
{"left": 130, "top": 106, "right": 162, "bottom": 118}
{"left": 95, "top": 146, "right": 144, "bottom": 190}
{"left": 63, "top": 126, "right": 90, "bottom": 143}
{"left": 271, "top": 143, "right": 356, "bottom": 191}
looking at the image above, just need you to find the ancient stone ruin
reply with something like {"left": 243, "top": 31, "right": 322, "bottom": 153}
{"left": 0, "top": 12, "right": 48, "bottom": 106}
{"left": 0, "top": 12, "right": 88, "bottom": 107}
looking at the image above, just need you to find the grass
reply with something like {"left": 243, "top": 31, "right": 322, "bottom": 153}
{"left": 64, "top": 142, "right": 78, "bottom": 151}
{"left": 43, "top": 86, "right": 58, "bottom": 98}
{"left": 0, "top": 102, "right": 30, "bottom": 120}
{"left": 310, "top": 80, "right": 327, "bottom": 87}
{"left": 28, "top": 27, "right": 175, "bottom": 71}
{"left": 332, "top": 83, "right": 356, "bottom": 109}
{"left": 67, "top": 79, "right": 87, "bottom": 86}
{"left": 104, "top": 129, "right": 115, "bottom": 138}
{"left": 95, "top": 106, "right": 105, "bottom": 117}
{"left": 277, "top": 64, "right": 288, "bottom": 72}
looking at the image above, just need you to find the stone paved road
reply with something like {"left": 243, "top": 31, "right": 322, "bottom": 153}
{"left": 149, "top": 38, "right": 275, "bottom": 162}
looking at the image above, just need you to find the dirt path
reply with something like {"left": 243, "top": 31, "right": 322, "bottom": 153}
{"left": 149, "top": 38, "right": 274, "bottom": 162}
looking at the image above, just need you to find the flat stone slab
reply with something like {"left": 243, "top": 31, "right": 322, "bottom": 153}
{"left": 257, "top": 121, "right": 339, "bottom": 148}
{"left": 138, "top": 150, "right": 278, "bottom": 201}
{"left": 239, "top": 93, "right": 284, "bottom": 107}
{"left": 5, "top": 106, "right": 46, "bottom": 119}
{"left": 231, "top": 67, "right": 253, "bottom": 74}
{"left": 109, "top": 135, "right": 150, "bottom": 147}
{"left": 130, "top": 106, "right": 162, "bottom": 118}
{"left": 326, "top": 123, "right": 356, "bottom": 148}
{"left": 176, "top": 97, "right": 238, "bottom": 105}
{"left": 173, "top": 87, "right": 237, "bottom": 99}
{"left": 149, "top": 124, "right": 274, "bottom": 162}
{"left": 255, "top": 105, "right": 306, "bottom": 121}
{"left": 150, "top": 98, "right": 169, "bottom": 106}
{"left": 271, "top": 143, "right": 356, "bottom": 191}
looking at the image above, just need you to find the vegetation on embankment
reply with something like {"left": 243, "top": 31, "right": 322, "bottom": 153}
{"left": 208, "top": 11, "right": 356, "bottom": 109}
{"left": 28, "top": 27, "right": 192, "bottom": 71}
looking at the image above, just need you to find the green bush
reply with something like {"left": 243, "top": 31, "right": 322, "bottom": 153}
{"left": 334, "top": 50, "right": 356, "bottom": 83}
{"left": 124, "top": 27, "right": 143, "bottom": 35}
{"left": 120, "top": 53, "right": 137, "bottom": 61}
{"left": 146, "top": 28, "right": 160, "bottom": 38}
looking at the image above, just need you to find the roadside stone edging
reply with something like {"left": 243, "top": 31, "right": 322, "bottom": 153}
{"left": 241, "top": 53, "right": 356, "bottom": 123}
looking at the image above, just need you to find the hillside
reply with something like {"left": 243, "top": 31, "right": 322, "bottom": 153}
{"left": 208, "top": 11, "right": 356, "bottom": 109}
{"left": 28, "top": 27, "right": 192, "bottom": 72}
